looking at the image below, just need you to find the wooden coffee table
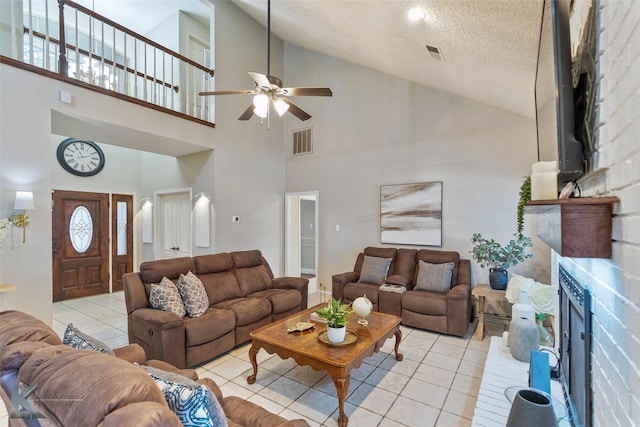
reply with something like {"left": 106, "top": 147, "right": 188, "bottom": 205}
{"left": 247, "top": 304, "right": 403, "bottom": 427}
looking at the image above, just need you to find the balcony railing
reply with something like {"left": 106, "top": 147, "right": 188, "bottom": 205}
{"left": 4, "top": 0, "right": 214, "bottom": 124}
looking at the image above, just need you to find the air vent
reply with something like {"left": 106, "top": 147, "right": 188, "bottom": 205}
{"left": 292, "top": 127, "right": 313, "bottom": 156}
{"left": 425, "top": 45, "right": 445, "bottom": 61}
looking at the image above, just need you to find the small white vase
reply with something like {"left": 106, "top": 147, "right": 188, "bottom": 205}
{"left": 326, "top": 325, "right": 346, "bottom": 343}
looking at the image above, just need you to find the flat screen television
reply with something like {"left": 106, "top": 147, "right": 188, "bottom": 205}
{"left": 535, "top": 0, "right": 585, "bottom": 186}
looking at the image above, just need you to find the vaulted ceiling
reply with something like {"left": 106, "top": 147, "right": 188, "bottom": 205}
{"left": 230, "top": 0, "right": 544, "bottom": 118}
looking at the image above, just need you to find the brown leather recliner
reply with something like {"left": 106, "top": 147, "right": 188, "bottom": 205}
{"left": 332, "top": 247, "right": 472, "bottom": 337}
{"left": 0, "top": 310, "right": 310, "bottom": 427}
{"left": 124, "top": 250, "right": 308, "bottom": 368}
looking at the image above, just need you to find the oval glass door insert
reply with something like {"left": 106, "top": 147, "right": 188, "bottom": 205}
{"left": 69, "top": 205, "right": 93, "bottom": 253}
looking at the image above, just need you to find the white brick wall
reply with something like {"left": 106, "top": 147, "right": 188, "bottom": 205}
{"left": 557, "top": 1, "right": 640, "bottom": 426}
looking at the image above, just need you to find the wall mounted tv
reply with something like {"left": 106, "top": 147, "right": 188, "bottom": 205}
{"left": 535, "top": 0, "right": 590, "bottom": 186}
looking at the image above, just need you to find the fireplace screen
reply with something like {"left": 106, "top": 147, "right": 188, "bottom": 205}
{"left": 559, "top": 265, "right": 592, "bottom": 427}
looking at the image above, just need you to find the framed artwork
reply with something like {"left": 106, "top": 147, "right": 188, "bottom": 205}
{"left": 380, "top": 181, "right": 442, "bottom": 246}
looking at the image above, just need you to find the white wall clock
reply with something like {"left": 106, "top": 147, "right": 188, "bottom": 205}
{"left": 56, "top": 138, "right": 105, "bottom": 177}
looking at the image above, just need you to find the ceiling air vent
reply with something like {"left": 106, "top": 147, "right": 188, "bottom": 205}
{"left": 425, "top": 44, "right": 445, "bottom": 61}
{"left": 292, "top": 127, "right": 313, "bottom": 156}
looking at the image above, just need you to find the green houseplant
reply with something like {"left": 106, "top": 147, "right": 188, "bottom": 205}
{"left": 470, "top": 233, "right": 533, "bottom": 290}
{"left": 315, "top": 297, "right": 353, "bottom": 343}
{"left": 517, "top": 176, "right": 531, "bottom": 238}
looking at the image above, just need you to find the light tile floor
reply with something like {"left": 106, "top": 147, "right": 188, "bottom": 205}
{"left": 2, "top": 292, "right": 507, "bottom": 427}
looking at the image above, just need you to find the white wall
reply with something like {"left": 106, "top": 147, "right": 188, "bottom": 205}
{"left": 208, "top": 0, "right": 286, "bottom": 269}
{"left": 556, "top": 1, "right": 640, "bottom": 425}
{"left": 283, "top": 45, "right": 546, "bottom": 290}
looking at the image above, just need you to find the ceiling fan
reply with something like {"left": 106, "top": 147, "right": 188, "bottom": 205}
{"left": 198, "top": 0, "right": 332, "bottom": 122}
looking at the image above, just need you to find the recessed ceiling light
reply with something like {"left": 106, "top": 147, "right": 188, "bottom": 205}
{"left": 406, "top": 6, "right": 426, "bottom": 22}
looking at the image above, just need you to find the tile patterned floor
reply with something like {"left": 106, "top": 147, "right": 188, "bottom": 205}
{"left": 2, "top": 292, "right": 507, "bottom": 427}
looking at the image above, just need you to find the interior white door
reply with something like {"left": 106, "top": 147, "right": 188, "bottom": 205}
{"left": 157, "top": 192, "right": 191, "bottom": 259}
{"left": 188, "top": 35, "right": 210, "bottom": 119}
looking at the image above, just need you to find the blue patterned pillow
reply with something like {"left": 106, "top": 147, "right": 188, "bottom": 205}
{"left": 62, "top": 323, "right": 114, "bottom": 356}
{"left": 148, "top": 372, "right": 227, "bottom": 427}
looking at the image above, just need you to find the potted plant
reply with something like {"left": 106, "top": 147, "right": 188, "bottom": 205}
{"left": 315, "top": 297, "right": 352, "bottom": 343}
{"left": 470, "top": 233, "right": 533, "bottom": 290}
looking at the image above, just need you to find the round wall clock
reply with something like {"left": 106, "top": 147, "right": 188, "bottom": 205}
{"left": 56, "top": 138, "right": 105, "bottom": 177}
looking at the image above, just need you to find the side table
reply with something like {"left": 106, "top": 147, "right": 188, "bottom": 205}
{"left": 472, "top": 284, "right": 507, "bottom": 340}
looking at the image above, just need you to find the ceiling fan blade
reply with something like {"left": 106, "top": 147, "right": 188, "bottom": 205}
{"left": 280, "top": 87, "right": 333, "bottom": 97}
{"left": 238, "top": 104, "right": 254, "bottom": 121}
{"left": 199, "top": 90, "right": 254, "bottom": 96}
{"left": 248, "top": 71, "right": 273, "bottom": 90}
{"left": 281, "top": 98, "right": 312, "bottom": 121}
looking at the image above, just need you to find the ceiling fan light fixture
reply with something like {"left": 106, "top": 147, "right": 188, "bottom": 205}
{"left": 253, "top": 93, "right": 269, "bottom": 109}
{"left": 253, "top": 93, "right": 269, "bottom": 118}
{"left": 254, "top": 105, "right": 268, "bottom": 118}
{"left": 274, "top": 98, "right": 290, "bottom": 116}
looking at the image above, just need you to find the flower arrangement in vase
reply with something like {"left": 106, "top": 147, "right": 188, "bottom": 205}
{"left": 506, "top": 274, "right": 556, "bottom": 346}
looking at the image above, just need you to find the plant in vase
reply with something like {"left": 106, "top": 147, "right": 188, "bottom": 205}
{"left": 506, "top": 275, "right": 556, "bottom": 346}
{"left": 315, "top": 297, "right": 352, "bottom": 343}
{"left": 470, "top": 233, "right": 533, "bottom": 290}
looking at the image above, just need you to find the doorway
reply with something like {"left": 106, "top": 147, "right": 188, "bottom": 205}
{"left": 285, "top": 192, "right": 318, "bottom": 293}
{"left": 155, "top": 189, "right": 192, "bottom": 259}
{"left": 52, "top": 190, "right": 110, "bottom": 302}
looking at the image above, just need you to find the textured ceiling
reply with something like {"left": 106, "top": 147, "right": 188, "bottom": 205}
{"left": 230, "top": 0, "right": 544, "bottom": 118}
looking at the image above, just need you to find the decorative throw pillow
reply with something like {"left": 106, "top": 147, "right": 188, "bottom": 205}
{"left": 358, "top": 255, "right": 392, "bottom": 285}
{"left": 177, "top": 271, "right": 209, "bottom": 318}
{"left": 150, "top": 277, "right": 186, "bottom": 317}
{"left": 414, "top": 260, "right": 455, "bottom": 293}
{"left": 145, "top": 368, "right": 228, "bottom": 427}
{"left": 63, "top": 323, "right": 115, "bottom": 356}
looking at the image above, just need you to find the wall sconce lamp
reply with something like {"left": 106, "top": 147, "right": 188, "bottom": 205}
{"left": 10, "top": 191, "right": 35, "bottom": 243}
{"left": 194, "top": 193, "right": 210, "bottom": 204}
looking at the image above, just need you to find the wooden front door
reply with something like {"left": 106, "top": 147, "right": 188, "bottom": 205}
{"left": 111, "top": 194, "right": 133, "bottom": 292}
{"left": 52, "top": 190, "right": 109, "bottom": 302}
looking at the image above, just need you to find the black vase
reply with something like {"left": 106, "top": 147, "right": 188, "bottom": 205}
{"left": 506, "top": 389, "right": 557, "bottom": 427}
{"left": 489, "top": 268, "right": 508, "bottom": 290}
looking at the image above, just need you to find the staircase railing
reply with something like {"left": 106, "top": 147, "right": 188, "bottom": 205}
{"left": 8, "top": 0, "right": 214, "bottom": 124}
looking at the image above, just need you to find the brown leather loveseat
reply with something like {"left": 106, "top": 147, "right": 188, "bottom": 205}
{"left": 123, "top": 249, "right": 308, "bottom": 368}
{"left": 332, "top": 247, "right": 472, "bottom": 337}
{"left": 0, "top": 310, "right": 309, "bottom": 427}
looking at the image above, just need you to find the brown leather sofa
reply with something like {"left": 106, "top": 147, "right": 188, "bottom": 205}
{"left": 332, "top": 247, "right": 472, "bottom": 337}
{"left": 0, "top": 310, "right": 309, "bottom": 427}
{"left": 123, "top": 249, "right": 308, "bottom": 369}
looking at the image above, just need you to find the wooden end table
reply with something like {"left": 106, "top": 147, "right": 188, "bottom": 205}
{"left": 247, "top": 304, "right": 403, "bottom": 427}
{"left": 472, "top": 283, "right": 508, "bottom": 340}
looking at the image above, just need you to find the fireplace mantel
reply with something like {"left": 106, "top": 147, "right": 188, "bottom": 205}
{"left": 525, "top": 197, "right": 619, "bottom": 258}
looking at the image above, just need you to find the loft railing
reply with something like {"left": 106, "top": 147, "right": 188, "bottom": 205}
{"left": 6, "top": 0, "right": 214, "bottom": 124}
